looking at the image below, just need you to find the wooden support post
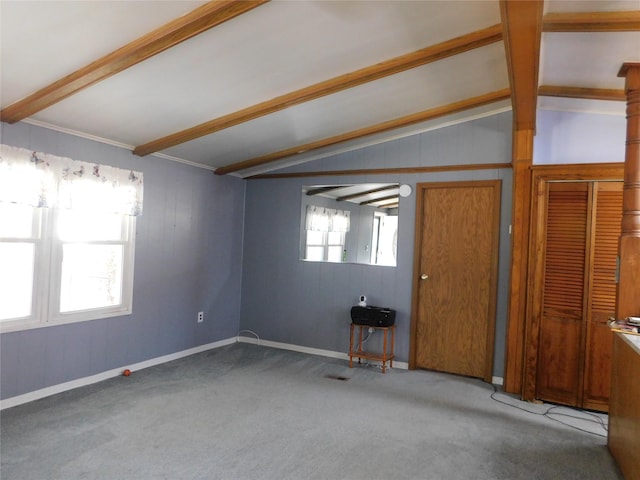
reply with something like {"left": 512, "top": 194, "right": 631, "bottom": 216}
{"left": 504, "top": 129, "right": 533, "bottom": 394}
{"left": 499, "top": 0, "right": 543, "bottom": 394}
{"left": 616, "top": 63, "right": 640, "bottom": 320}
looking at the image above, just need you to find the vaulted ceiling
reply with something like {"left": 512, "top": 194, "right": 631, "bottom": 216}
{"left": 1, "top": 1, "right": 638, "bottom": 177}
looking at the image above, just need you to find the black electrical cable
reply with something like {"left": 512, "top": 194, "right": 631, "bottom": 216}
{"left": 490, "top": 385, "right": 607, "bottom": 438}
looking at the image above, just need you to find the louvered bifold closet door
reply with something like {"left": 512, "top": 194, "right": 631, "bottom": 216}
{"left": 536, "top": 182, "right": 589, "bottom": 407}
{"left": 583, "top": 182, "right": 623, "bottom": 411}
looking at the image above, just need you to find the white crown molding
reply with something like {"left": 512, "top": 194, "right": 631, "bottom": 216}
{"left": 21, "top": 118, "right": 217, "bottom": 171}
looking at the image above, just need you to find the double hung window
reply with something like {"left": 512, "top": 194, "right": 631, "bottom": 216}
{"left": 304, "top": 205, "right": 350, "bottom": 262}
{"left": 0, "top": 144, "right": 142, "bottom": 332}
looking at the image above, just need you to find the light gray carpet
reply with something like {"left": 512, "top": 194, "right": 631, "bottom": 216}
{"left": 0, "top": 343, "right": 622, "bottom": 480}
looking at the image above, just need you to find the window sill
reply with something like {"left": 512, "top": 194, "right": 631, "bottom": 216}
{"left": 0, "top": 307, "right": 132, "bottom": 334}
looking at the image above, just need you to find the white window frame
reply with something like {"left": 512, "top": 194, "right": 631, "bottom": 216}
{"left": 370, "top": 211, "right": 398, "bottom": 266}
{"left": 304, "top": 229, "right": 346, "bottom": 262}
{"left": 0, "top": 205, "right": 136, "bottom": 333}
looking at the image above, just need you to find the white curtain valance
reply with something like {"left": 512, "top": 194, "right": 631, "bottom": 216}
{"left": 330, "top": 209, "right": 350, "bottom": 233}
{"left": 305, "top": 205, "right": 350, "bottom": 233}
{"left": 0, "top": 144, "right": 143, "bottom": 216}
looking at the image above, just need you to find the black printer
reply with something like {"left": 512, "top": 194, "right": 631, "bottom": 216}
{"left": 350, "top": 306, "right": 396, "bottom": 327}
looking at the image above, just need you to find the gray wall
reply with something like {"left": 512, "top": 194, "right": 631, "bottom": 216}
{"left": 2, "top": 105, "right": 625, "bottom": 401}
{"left": 240, "top": 112, "right": 513, "bottom": 378}
{"left": 0, "top": 122, "right": 245, "bottom": 400}
{"left": 534, "top": 109, "right": 625, "bottom": 165}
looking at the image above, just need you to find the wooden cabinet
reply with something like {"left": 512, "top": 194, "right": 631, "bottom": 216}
{"left": 530, "top": 180, "right": 622, "bottom": 411}
{"left": 608, "top": 333, "right": 640, "bottom": 480}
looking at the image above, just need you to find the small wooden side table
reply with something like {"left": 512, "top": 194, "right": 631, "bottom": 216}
{"left": 349, "top": 323, "right": 395, "bottom": 373}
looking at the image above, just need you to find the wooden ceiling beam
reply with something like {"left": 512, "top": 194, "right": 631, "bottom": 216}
{"left": 133, "top": 24, "right": 503, "bottom": 157}
{"left": 360, "top": 194, "right": 398, "bottom": 206}
{"left": 214, "top": 89, "right": 511, "bottom": 176}
{"left": 305, "top": 186, "right": 350, "bottom": 196}
{"left": 500, "top": 0, "right": 544, "bottom": 132}
{"left": 543, "top": 11, "right": 640, "bottom": 32}
{"left": 380, "top": 203, "right": 399, "bottom": 209}
{"left": 250, "top": 162, "right": 511, "bottom": 180}
{"left": 538, "top": 85, "right": 626, "bottom": 101}
{"left": 0, "top": 0, "right": 269, "bottom": 124}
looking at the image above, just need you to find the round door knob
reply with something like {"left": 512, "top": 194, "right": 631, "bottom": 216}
{"left": 421, "top": 274, "right": 429, "bottom": 280}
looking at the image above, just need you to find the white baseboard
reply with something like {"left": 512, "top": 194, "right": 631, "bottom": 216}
{"left": 2, "top": 336, "right": 455, "bottom": 410}
{"left": 237, "top": 335, "right": 409, "bottom": 370}
{"left": 0, "top": 337, "right": 236, "bottom": 410}
{"left": 236, "top": 336, "right": 501, "bottom": 383}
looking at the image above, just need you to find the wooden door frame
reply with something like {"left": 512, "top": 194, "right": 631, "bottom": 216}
{"left": 522, "top": 163, "right": 623, "bottom": 402}
{"left": 408, "top": 179, "right": 502, "bottom": 383}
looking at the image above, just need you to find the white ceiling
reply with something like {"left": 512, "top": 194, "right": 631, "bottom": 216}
{"left": 1, "top": 0, "right": 638, "bottom": 177}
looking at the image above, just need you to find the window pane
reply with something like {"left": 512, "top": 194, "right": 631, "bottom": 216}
{"left": 376, "top": 215, "right": 398, "bottom": 266}
{"left": 306, "top": 230, "right": 324, "bottom": 246}
{"left": 327, "top": 231, "right": 343, "bottom": 245}
{"left": 0, "top": 242, "right": 35, "bottom": 320}
{"left": 328, "top": 246, "right": 343, "bottom": 262}
{"left": 306, "top": 246, "right": 324, "bottom": 261}
{"left": 371, "top": 216, "right": 381, "bottom": 264}
{"left": 60, "top": 244, "right": 123, "bottom": 312}
{"left": 0, "top": 202, "right": 35, "bottom": 238}
{"left": 58, "top": 210, "right": 124, "bottom": 242}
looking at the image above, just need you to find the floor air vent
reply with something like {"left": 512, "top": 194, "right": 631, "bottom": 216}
{"left": 325, "top": 374, "right": 349, "bottom": 381}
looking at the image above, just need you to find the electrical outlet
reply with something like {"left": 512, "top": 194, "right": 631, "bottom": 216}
{"left": 197, "top": 311, "right": 204, "bottom": 323}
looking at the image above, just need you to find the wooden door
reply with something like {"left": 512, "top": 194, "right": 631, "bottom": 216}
{"left": 536, "top": 182, "right": 589, "bottom": 406}
{"left": 410, "top": 180, "right": 501, "bottom": 382}
{"left": 534, "top": 181, "right": 622, "bottom": 411}
{"left": 583, "top": 182, "right": 622, "bottom": 411}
